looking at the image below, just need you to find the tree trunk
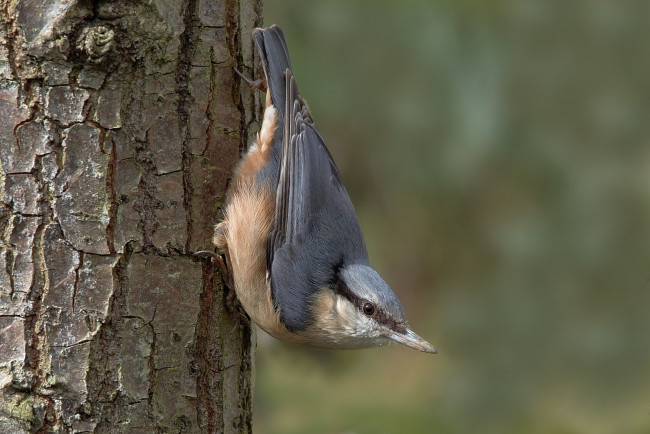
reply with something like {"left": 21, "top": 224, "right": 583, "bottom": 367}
{"left": 0, "top": 0, "right": 261, "bottom": 432}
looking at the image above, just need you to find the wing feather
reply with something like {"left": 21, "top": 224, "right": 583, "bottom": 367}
{"left": 267, "top": 70, "right": 368, "bottom": 331}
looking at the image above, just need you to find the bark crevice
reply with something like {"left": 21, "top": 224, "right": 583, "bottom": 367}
{"left": 177, "top": 0, "right": 198, "bottom": 254}
{"left": 1, "top": 0, "right": 260, "bottom": 431}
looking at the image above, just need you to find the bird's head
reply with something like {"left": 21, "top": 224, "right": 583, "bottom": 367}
{"left": 306, "top": 263, "right": 437, "bottom": 353}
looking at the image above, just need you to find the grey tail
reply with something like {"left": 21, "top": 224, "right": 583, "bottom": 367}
{"left": 253, "top": 25, "right": 292, "bottom": 117}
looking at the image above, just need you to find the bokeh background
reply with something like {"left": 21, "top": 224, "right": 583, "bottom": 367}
{"left": 253, "top": 1, "right": 650, "bottom": 433}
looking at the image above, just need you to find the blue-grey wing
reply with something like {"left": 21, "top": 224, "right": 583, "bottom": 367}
{"left": 267, "top": 72, "right": 368, "bottom": 331}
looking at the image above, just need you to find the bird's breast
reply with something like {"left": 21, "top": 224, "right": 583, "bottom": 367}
{"left": 222, "top": 107, "right": 306, "bottom": 345}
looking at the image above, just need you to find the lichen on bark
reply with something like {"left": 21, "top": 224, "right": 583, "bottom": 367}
{"left": 0, "top": 0, "right": 262, "bottom": 432}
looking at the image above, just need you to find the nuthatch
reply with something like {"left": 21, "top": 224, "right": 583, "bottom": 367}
{"left": 211, "top": 25, "right": 436, "bottom": 353}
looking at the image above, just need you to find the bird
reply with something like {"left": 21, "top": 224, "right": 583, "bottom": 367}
{"left": 209, "top": 25, "right": 436, "bottom": 353}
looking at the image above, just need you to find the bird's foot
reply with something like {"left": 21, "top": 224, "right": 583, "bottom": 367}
{"left": 195, "top": 249, "right": 250, "bottom": 326}
{"left": 234, "top": 66, "right": 267, "bottom": 92}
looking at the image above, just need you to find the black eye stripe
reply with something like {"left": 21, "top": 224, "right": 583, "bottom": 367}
{"left": 334, "top": 278, "right": 406, "bottom": 333}
{"left": 373, "top": 309, "right": 407, "bottom": 334}
{"left": 334, "top": 278, "right": 356, "bottom": 302}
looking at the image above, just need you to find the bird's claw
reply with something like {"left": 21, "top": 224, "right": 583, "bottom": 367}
{"left": 234, "top": 66, "right": 267, "bottom": 92}
{"left": 195, "top": 250, "right": 249, "bottom": 326}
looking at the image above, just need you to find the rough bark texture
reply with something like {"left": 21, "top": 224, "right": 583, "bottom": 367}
{"left": 0, "top": 0, "right": 262, "bottom": 432}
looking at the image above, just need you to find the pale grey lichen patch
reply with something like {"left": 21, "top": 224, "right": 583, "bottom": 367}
{"left": 0, "top": 35, "right": 11, "bottom": 80}
{"left": 23, "top": 121, "right": 58, "bottom": 156}
{"left": 42, "top": 224, "right": 80, "bottom": 312}
{"left": 0, "top": 249, "right": 12, "bottom": 302}
{"left": 0, "top": 253, "right": 31, "bottom": 317}
{"left": 74, "top": 254, "right": 118, "bottom": 323}
{"left": 7, "top": 216, "right": 41, "bottom": 295}
{"left": 38, "top": 227, "right": 118, "bottom": 408}
{"left": 15, "top": 0, "right": 83, "bottom": 47}
{"left": 0, "top": 84, "right": 31, "bottom": 169}
{"left": 0, "top": 317, "right": 26, "bottom": 373}
{"left": 41, "top": 246, "right": 117, "bottom": 345}
{"left": 4, "top": 120, "right": 59, "bottom": 174}
{"left": 54, "top": 123, "right": 110, "bottom": 254}
{"left": 44, "top": 86, "right": 89, "bottom": 126}
{"left": 4, "top": 175, "right": 41, "bottom": 215}
{"left": 49, "top": 344, "right": 91, "bottom": 404}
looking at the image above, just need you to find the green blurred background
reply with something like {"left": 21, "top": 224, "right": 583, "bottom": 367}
{"left": 253, "top": 1, "right": 650, "bottom": 433}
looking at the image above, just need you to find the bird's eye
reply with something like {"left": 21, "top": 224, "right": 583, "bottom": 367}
{"left": 362, "top": 302, "right": 375, "bottom": 316}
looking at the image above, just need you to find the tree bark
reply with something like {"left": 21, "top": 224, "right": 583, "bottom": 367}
{"left": 0, "top": 0, "right": 261, "bottom": 432}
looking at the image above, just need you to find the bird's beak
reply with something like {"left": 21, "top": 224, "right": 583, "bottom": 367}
{"left": 386, "top": 328, "right": 437, "bottom": 354}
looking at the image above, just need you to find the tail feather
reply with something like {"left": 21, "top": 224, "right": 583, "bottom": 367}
{"left": 253, "top": 25, "right": 292, "bottom": 117}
